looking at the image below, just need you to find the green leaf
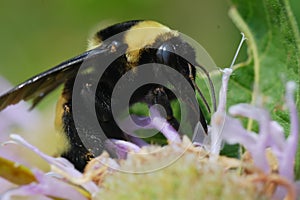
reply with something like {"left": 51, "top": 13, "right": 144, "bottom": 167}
{"left": 228, "top": 0, "right": 300, "bottom": 178}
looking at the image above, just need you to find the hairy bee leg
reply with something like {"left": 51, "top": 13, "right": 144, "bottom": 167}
{"left": 145, "top": 87, "right": 179, "bottom": 131}
{"left": 60, "top": 102, "right": 95, "bottom": 172}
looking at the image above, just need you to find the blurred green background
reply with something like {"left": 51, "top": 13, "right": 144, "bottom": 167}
{"left": 0, "top": 0, "right": 299, "bottom": 108}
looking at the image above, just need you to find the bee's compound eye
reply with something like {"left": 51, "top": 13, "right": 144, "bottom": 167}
{"left": 156, "top": 43, "right": 176, "bottom": 65}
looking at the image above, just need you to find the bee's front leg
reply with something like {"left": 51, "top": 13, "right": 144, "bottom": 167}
{"left": 145, "top": 86, "right": 179, "bottom": 131}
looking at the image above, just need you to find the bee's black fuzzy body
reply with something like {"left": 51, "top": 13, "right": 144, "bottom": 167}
{"left": 0, "top": 20, "right": 209, "bottom": 171}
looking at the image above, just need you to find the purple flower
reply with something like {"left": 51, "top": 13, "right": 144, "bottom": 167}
{"left": 105, "top": 105, "right": 182, "bottom": 159}
{"left": 119, "top": 105, "right": 181, "bottom": 144}
{"left": 223, "top": 82, "right": 299, "bottom": 199}
{"left": 1, "top": 169, "right": 87, "bottom": 200}
{"left": 0, "top": 77, "right": 43, "bottom": 167}
{"left": 205, "top": 66, "right": 299, "bottom": 199}
{"left": 105, "top": 139, "right": 141, "bottom": 159}
{"left": 9, "top": 134, "right": 99, "bottom": 195}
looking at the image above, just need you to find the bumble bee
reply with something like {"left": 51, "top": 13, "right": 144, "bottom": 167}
{"left": 0, "top": 20, "right": 215, "bottom": 171}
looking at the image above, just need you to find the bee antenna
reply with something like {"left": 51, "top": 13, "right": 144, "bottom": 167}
{"left": 188, "top": 63, "right": 216, "bottom": 113}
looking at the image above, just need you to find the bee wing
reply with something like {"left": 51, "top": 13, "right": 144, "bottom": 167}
{"left": 0, "top": 46, "right": 113, "bottom": 111}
